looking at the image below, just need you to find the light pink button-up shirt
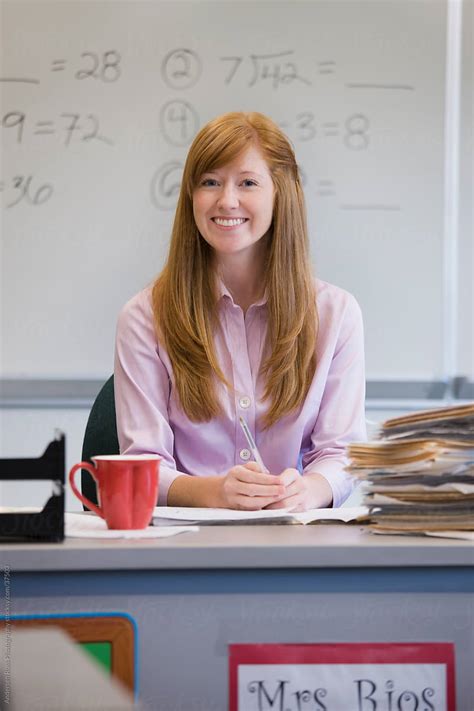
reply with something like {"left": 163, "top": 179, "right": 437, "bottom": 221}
{"left": 114, "top": 279, "right": 366, "bottom": 507}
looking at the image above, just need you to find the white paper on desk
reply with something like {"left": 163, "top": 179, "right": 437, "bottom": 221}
{"left": 297, "top": 506, "right": 369, "bottom": 524}
{"left": 153, "top": 507, "right": 295, "bottom": 525}
{"left": 152, "top": 506, "right": 368, "bottom": 526}
{"left": 0, "top": 507, "right": 42, "bottom": 513}
{"left": 65, "top": 512, "right": 199, "bottom": 539}
{"left": 424, "top": 530, "right": 474, "bottom": 541}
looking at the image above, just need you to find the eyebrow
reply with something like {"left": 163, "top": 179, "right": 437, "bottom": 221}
{"left": 203, "top": 169, "right": 266, "bottom": 178}
{"left": 239, "top": 171, "right": 266, "bottom": 177}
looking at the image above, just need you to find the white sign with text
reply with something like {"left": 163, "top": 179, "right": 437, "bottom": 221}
{"left": 237, "top": 663, "right": 447, "bottom": 711}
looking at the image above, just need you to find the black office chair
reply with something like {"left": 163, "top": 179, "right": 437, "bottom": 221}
{"left": 81, "top": 375, "right": 120, "bottom": 508}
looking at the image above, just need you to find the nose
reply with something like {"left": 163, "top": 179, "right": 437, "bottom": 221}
{"left": 216, "top": 183, "right": 239, "bottom": 210}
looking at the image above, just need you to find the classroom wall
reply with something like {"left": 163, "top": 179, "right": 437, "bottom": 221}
{"left": 1, "top": 1, "right": 472, "bottom": 510}
{"left": 1, "top": 0, "right": 472, "bottom": 387}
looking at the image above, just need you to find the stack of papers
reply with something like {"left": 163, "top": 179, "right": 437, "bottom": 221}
{"left": 347, "top": 404, "right": 474, "bottom": 540}
{"left": 380, "top": 403, "right": 474, "bottom": 442}
{"left": 152, "top": 506, "right": 368, "bottom": 526}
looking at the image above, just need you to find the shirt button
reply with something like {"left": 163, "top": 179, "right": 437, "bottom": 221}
{"left": 239, "top": 396, "right": 251, "bottom": 409}
{"left": 239, "top": 448, "right": 251, "bottom": 461}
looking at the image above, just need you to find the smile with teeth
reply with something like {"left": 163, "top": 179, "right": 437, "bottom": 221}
{"left": 212, "top": 217, "right": 248, "bottom": 227}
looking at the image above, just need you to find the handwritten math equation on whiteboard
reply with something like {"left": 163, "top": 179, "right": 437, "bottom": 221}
{"left": 1, "top": 46, "right": 413, "bottom": 210}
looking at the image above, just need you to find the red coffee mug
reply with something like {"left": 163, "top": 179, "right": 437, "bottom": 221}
{"left": 69, "top": 455, "right": 160, "bottom": 530}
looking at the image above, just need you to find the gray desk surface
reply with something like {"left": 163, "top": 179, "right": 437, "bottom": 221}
{"left": 1, "top": 524, "right": 472, "bottom": 571}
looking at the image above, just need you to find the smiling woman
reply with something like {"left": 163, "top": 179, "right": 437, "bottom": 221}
{"left": 192, "top": 146, "right": 275, "bottom": 266}
{"left": 114, "top": 111, "right": 367, "bottom": 512}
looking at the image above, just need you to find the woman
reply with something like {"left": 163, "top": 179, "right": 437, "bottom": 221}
{"left": 114, "top": 111, "right": 366, "bottom": 511}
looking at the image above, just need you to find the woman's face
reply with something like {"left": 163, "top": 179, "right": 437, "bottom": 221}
{"left": 192, "top": 146, "right": 274, "bottom": 260}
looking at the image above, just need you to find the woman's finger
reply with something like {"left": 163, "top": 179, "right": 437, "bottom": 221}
{"left": 271, "top": 479, "right": 300, "bottom": 500}
{"left": 233, "top": 494, "right": 285, "bottom": 511}
{"left": 233, "top": 465, "right": 282, "bottom": 486}
{"left": 264, "top": 492, "right": 303, "bottom": 511}
{"left": 233, "top": 480, "right": 286, "bottom": 498}
{"left": 278, "top": 468, "right": 300, "bottom": 487}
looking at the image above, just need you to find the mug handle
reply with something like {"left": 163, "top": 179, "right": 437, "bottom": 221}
{"left": 69, "top": 462, "right": 104, "bottom": 519}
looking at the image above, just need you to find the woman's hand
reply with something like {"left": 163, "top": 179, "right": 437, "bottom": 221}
{"left": 264, "top": 469, "right": 333, "bottom": 512}
{"left": 217, "top": 461, "right": 287, "bottom": 510}
{"left": 168, "top": 465, "right": 332, "bottom": 511}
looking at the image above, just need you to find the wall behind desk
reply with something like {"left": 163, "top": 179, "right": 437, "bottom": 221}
{"left": 1, "top": 0, "right": 472, "bottom": 388}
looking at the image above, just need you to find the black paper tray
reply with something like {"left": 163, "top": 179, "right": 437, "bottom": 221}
{"left": 0, "top": 433, "right": 65, "bottom": 542}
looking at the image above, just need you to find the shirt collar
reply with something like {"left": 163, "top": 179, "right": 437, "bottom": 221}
{"left": 216, "top": 277, "right": 268, "bottom": 308}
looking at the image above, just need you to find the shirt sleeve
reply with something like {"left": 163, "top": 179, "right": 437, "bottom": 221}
{"left": 114, "top": 292, "right": 185, "bottom": 505}
{"left": 301, "top": 293, "right": 367, "bottom": 507}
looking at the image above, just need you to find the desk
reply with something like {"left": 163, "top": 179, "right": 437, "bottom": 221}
{"left": 1, "top": 525, "right": 473, "bottom": 710}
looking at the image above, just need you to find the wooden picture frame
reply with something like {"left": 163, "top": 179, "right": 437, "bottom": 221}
{"left": 1, "top": 614, "right": 135, "bottom": 693}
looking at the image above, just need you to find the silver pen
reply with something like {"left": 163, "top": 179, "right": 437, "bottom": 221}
{"left": 239, "top": 416, "right": 269, "bottom": 473}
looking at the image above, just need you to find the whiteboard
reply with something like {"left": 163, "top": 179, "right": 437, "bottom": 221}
{"left": 459, "top": 0, "right": 473, "bottom": 382}
{"left": 0, "top": 0, "right": 470, "bottom": 383}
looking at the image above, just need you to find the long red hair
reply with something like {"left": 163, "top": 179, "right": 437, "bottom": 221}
{"left": 152, "top": 112, "right": 318, "bottom": 427}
